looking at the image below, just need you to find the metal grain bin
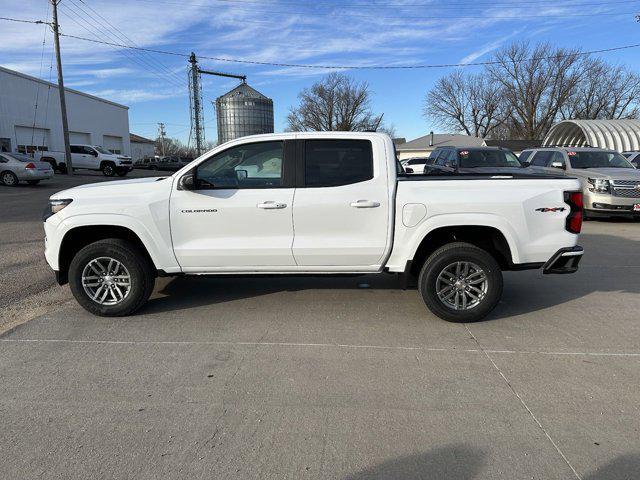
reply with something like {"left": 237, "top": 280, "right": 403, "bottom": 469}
{"left": 215, "top": 83, "right": 274, "bottom": 145}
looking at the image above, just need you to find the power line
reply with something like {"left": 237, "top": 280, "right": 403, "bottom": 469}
{"left": 73, "top": 0, "right": 186, "bottom": 87}
{"left": 57, "top": 33, "right": 640, "bottom": 70}
{"left": 0, "top": 16, "right": 48, "bottom": 25}
{"left": 130, "top": 0, "right": 639, "bottom": 10}
{"left": 56, "top": 3, "right": 185, "bottom": 90}
{"left": 127, "top": 0, "right": 635, "bottom": 20}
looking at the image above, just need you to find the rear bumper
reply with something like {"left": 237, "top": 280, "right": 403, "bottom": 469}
{"left": 19, "top": 169, "right": 54, "bottom": 180}
{"left": 543, "top": 246, "right": 583, "bottom": 274}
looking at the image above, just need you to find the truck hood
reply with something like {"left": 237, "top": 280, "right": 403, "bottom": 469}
{"left": 51, "top": 176, "right": 168, "bottom": 199}
{"left": 571, "top": 168, "right": 640, "bottom": 180}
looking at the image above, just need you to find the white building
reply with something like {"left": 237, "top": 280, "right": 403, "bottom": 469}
{"left": 129, "top": 133, "right": 155, "bottom": 162}
{"left": 0, "top": 66, "right": 130, "bottom": 155}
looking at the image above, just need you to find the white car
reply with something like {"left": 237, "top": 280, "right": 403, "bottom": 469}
{"left": 34, "top": 145, "right": 133, "bottom": 176}
{"left": 401, "top": 157, "right": 429, "bottom": 174}
{"left": 43, "top": 132, "right": 584, "bottom": 322}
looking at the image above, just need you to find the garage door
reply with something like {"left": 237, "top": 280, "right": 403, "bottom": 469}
{"left": 103, "top": 135, "right": 123, "bottom": 154}
{"left": 14, "top": 126, "right": 50, "bottom": 153}
{"left": 69, "top": 131, "right": 91, "bottom": 145}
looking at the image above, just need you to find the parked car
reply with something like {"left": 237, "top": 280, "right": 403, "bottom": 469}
{"left": 401, "top": 157, "right": 430, "bottom": 174}
{"left": 154, "top": 156, "right": 194, "bottom": 172}
{"left": 521, "top": 147, "right": 640, "bottom": 218}
{"left": 43, "top": 132, "right": 583, "bottom": 322}
{"left": 622, "top": 151, "right": 640, "bottom": 168}
{"left": 0, "top": 152, "right": 53, "bottom": 186}
{"left": 134, "top": 157, "right": 155, "bottom": 169}
{"left": 34, "top": 145, "right": 133, "bottom": 177}
{"left": 423, "top": 146, "right": 524, "bottom": 175}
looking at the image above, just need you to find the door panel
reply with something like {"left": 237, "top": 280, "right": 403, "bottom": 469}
{"left": 171, "top": 188, "right": 296, "bottom": 268}
{"left": 170, "top": 139, "right": 296, "bottom": 270}
{"left": 292, "top": 138, "right": 390, "bottom": 267}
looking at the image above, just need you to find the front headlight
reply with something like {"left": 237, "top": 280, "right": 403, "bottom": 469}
{"left": 587, "top": 178, "right": 610, "bottom": 193}
{"left": 43, "top": 199, "right": 73, "bottom": 221}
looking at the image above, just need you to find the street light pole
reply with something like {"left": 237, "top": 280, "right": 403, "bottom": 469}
{"left": 51, "top": 0, "right": 73, "bottom": 175}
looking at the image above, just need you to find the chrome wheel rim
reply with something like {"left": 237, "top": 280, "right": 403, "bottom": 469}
{"left": 82, "top": 257, "right": 131, "bottom": 305}
{"left": 3, "top": 172, "right": 16, "bottom": 185}
{"left": 436, "top": 261, "right": 488, "bottom": 311}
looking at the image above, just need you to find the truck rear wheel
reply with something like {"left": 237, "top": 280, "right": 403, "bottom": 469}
{"left": 68, "top": 238, "right": 156, "bottom": 316}
{"left": 418, "top": 242, "right": 503, "bottom": 323}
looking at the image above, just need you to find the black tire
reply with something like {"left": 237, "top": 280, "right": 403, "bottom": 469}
{"left": 43, "top": 158, "right": 57, "bottom": 171}
{"left": 418, "top": 242, "right": 503, "bottom": 323}
{"left": 27, "top": 180, "right": 40, "bottom": 185}
{"left": 58, "top": 163, "right": 67, "bottom": 174}
{"left": 101, "top": 162, "right": 116, "bottom": 176}
{"left": 1, "top": 171, "right": 19, "bottom": 186}
{"left": 116, "top": 169, "right": 128, "bottom": 177}
{"left": 68, "top": 238, "right": 156, "bottom": 316}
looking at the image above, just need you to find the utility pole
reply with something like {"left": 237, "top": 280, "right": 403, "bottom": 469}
{"left": 157, "top": 122, "right": 166, "bottom": 156}
{"left": 50, "top": 0, "right": 73, "bottom": 175}
{"left": 188, "top": 53, "right": 204, "bottom": 156}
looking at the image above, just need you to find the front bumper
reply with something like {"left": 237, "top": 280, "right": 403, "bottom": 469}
{"left": 584, "top": 190, "right": 640, "bottom": 215}
{"left": 543, "top": 246, "right": 583, "bottom": 274}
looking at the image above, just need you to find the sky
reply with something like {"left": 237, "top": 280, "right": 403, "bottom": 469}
{"left": 2, "top": 0, "right": 639, "bottom": 144}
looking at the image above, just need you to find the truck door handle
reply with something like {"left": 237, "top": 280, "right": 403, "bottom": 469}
{"left": 257, "top": 201, "right": 287, "bottom": 209}
{"left": 350, "top": 200, "right": 380, "bottom": 208}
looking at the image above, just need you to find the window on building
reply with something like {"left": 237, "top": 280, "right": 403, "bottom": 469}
{"left": 17, "top": 145, "right": 48, "bottom": 154}
{"left": 304, "top": 139, "right": 373, "bottom": 187}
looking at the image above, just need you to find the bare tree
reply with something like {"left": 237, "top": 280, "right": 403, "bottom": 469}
{"left": 425, "top": 70, "right": 506, "bottom": 138}
{"left": 561, "top": 58, "right": 640, "bottom": 120}
{"left": 486, "top": 42, "right": 582, "bottom": 140}
{"left": 287, "top": 73, "right": 383, "bottom": 131}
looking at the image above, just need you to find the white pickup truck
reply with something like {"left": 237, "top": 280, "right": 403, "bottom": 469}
{"left": 43, "top": 132, "right": 584, "bottom": 322}
{"left": 34, "top": 144, "right": 133, "bottom": 176}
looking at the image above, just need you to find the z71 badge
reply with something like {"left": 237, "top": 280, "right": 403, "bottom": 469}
{"left": 535, "top": 207, "right": 566, "bottom": 212}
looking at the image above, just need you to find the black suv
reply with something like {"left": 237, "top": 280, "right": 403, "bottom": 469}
{"left": 423, "top": 146, "right": 524, "bottom": 175}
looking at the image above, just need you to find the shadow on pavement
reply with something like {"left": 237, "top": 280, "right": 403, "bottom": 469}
{"left": 143, "top": 232, "right": 639, "bottom": 322}
{"left": 343, "top": 444, "right": 485, "bottom": 480}
{"left": 584, "top": 453, "right": 640, "bottom": 480}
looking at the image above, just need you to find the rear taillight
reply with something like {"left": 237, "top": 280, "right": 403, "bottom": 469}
{"left": 564, "top": 191, "right": 583, "bottom": 234}
{"left": 25, "top": 162, "right": 36, "bottom": 169}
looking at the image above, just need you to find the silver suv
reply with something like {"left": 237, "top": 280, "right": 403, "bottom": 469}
{"left": 520, "top": 147, "right": 640, "bottom": 218}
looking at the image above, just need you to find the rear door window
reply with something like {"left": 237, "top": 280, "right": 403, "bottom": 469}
{"left": 530, "top": 151, "right": 553, "bottom": 167}
{"left": 304, "top": 139, "right": 373, "bottom": 187}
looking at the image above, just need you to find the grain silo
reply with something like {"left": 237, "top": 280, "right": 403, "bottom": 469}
{"left": 215, "top": 82, "right": 274, "bottom": 145}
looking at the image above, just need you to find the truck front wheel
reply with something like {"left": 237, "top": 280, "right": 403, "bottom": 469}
{"left": 418, "top": 242, "right": 503, "bottom": 323}
{"left": 68, "top": 239, "right": 156, "bottom": 316}
{"left": 101, "top": 162, "right": 116, "bottom": 176}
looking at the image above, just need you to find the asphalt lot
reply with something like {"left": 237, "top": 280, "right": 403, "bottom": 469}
{"left": 1, "top": 172, "right": 640, "bottom": 479}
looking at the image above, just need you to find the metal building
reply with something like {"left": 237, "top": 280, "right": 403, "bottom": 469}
{"left": 0, "top": 66, "right": 130, "bottom": 155}
{"left": 543, "top": 119, "right": 640, "bottom": 152}
{"left": 215, "top": 83, "right": 274, "bottom": 145}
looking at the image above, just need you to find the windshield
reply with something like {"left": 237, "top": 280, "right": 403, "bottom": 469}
{"left": 6, "top": 153, "right": 35, "bottom": 162}
{"left": 568, "top": 151, "right": 633, "bottom": 169}
{"left": 93, "top": 146, "right": 112, "bottom": 154}
{"left": 459, "top": 150, "right": 522, "bottom": 168}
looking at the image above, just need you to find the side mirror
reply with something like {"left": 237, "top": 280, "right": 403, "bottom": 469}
{"left": 551, "top": 161, "right": 565, "bottom": 169}
{"left": 404, "top": 167, "right": 414, "bottom": 174}
{"left": 235, "top": 169, "right": 248, "bottom": 181}
{"left": 179, "top": 173, "right": 195, "bottom": 190}
{"left": 521, "top": 161, "right": 531, "bottom": 167}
